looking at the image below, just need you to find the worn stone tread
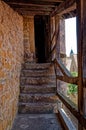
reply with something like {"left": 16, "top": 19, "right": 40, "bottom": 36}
{"left": 11, "top": 114, "right": 63, "bottom": 130}
{"left": 20, "top": 77, "right": 55, "bottom": 85}
{"left": 19, "top": 63, "right": 57, "bottom": 114}
{"left": 21, "top": 71, "right": 55, "bottom": 77}
{"left": 18, "top": 102, "right": 58, "bottom": 114}
{"left": 20, "top": 85, "right": 56, "bottom": 94}
{"left": 19, "top": 93, "right": 58, "bottom": 103}
{"left": 22, "top": 63, "right": 52, "bottom": 70}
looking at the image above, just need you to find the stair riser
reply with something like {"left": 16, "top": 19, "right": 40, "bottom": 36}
{"left": 21, "top": 70, "right": 55, "bottom": 77}
{"left": 22, "top": 63, "right": 53, "bottom": 70}
{"left": 19, "top": 95, "right": 58, "bottom": 103}
{"left": 18, "top": 104, "right": 57, "bottom": 114}
{"left": 20, "top": 78, "right": 55, "bottom": 85}
{"left": 20, "top": 87, "right": 56, "bottom": 94}
{"left": 19, "top": 63, "right": 57, "bottom": 114}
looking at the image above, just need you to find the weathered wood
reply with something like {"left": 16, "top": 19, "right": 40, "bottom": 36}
{"left": 14, "top": 10, "right": 50, "bottom": 15}
{"left": 56, "top": 75, "right": 78, "bottom": 85}
{"left": 54, "top": 59, "right": 72, "bottom": 77}
{"left": 3, "top": 0, "right": 63, "bottom": 5}
{"left": 55, "top": 15, "right": 60, "bottom": 59}
{"left": 4, "top": 0, "right": 64, "bottom": 3}
{"left": 76, "top": 0, "right": 84, "bottom": 118}
{"left": 51, "top": 31, "right": 56, "bottom": 45}
{"left": 13, "top": 7, "right": 52, "bottom": 12}
{"left": 57, "top": 3, "right": 76, "bottom": 16}
{"left": 4, "top": 2, "right": 56, "bottom": 8}
{"left": 77, "top": 0, "right": 86, "bottom": 123}
{"left": 57, "top": 112, "right": 69, "bottom": 130}
{"left": 51, "top": 44, "right": 57, "bottom": 54}
{"left": 51, "top": 0, "right": 76, "bottom": 16}
{"left": 56, "top": 92, "right": 86, "bottom": 129}
{"left": 9, "top": 5, "right": 53, "bottom": 12}
{"left": 58, "top": 109, "right": 76, "bottom": 130}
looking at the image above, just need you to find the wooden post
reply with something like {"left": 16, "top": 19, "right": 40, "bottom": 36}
{"left": 55, "top": 15, "right": 60, "bottom": 60}
{"left": 77, "top": 0, "right": 86, "bottom": 129}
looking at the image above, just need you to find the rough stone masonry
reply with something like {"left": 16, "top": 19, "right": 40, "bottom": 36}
{"left": 0, "top": 1, "right": 24, "bottom": 130}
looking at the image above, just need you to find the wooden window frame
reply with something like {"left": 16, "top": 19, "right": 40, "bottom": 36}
{"left": 50, "top": 0, "right": 86, "bottom": 129}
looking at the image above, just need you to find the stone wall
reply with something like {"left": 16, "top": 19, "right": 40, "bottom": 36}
{"left": 23, "top": 16, "right": 35, "bottom": 62}
{"left": 0, "top": 1, "right": 24, "bottom": 130}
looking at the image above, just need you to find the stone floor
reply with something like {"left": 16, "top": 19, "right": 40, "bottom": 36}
{"left": 11, "top": 114, "right": 63, "bottom": 130}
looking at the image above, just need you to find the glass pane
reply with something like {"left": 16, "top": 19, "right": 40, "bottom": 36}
{"left": 58, "top": 17, "right": 78, "bottom": 77}
{"left": 57, "top": 80, "right": 78, "bottom": 106}
{"left": 58, "top": 102, "right": 78, "bottom": 130}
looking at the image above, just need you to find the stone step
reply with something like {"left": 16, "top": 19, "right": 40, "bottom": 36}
{"left": 20, "top": 85, "right": 56, "bottom": 94}
{"left": 21, "top": 69, "right": 55, "bottom": 77}
{"left": 22, "top": 63, "right": 53, "bottom": 70}
{"left": 19, "top": 93, "right": 58, "bottom": 103}
{"left": 18, "top": 102, "right": 58, "bottom": 114}
{"left": 20, "top": 77, "right": 56, "bottom": 85}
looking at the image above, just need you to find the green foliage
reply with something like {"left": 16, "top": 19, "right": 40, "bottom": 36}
{"left": 71, "top": 72, "right": 78, "bottom": 77}
{"left": 67, "top": 72, "right": 78, "bottom": 95}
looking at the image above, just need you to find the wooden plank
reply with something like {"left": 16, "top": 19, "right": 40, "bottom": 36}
{"left": 12, "top": 7, "right": 52, "bottom": 12}
{"left": 56, "top": 92, "right": 86, "bottom": 129}
{"left": 4, "top": 2, "right": 56, "bottom": 8}
{"left": 57, "top": 112, "right": 69, "bottom": 130}
{"left": 76, "top": 0, "right": 84, "bottom": 117}
{"left": 3, "top": 0, "right": 63, "bottom": 5}
{"left": 14, "top": 10, "right": 50, "bottom": 15}
{"left": 9, "top": 4, "right": 53, "bottom": 11}
{"left": 51, "top": 0, "right": 76, "bottom": 16}
{"left": 51, "top": 31, "right": 56, "bottom": 44}
{"left": 58, "top": 3, "right": 76, "bottom": 16}
{"left": 58, "top": 109, "right": 76, "bottom": 130}
{"left": 77, "top": 0, "right": 86, "bottom": 123}
{"left": 3, "top": 0, "right": 64, "bottom": 3}
{"left": 56, "top": 75, "right": 78, "bottom": 85}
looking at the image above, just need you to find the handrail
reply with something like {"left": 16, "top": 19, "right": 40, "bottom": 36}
{"left": 57, "top": 92, "right": 86, "bottom": 129}
{"left": 56, "top": 75, "right": 78, "bottom": 85}
{"left": 49, "top": 41, "right": 86, "bottom": 129}
{"left": 54, "top": 59, "right": 72, "bottom": 77}
{"left": 50, "top": 44, "right": 85, "bottom": 128}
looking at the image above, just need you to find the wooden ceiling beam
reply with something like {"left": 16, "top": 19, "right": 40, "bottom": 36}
{"left": 9, "top": 4, "right": 53, "bottom": 11}
{"left": 5, "top": 2, "right": 56, "bottom": 8}
{"left": 15, "top": 10, "right": 50, "bottom": 16}
{"left": 3, "top": 0, "right": 63, "bottom": 5}
{"left": 50, "top": 0, "right": 76, "bottom": 16}
{"left": 11, "top": 6, "right": 53, "bottom": 12}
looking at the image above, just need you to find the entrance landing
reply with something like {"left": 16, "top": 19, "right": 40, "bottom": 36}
{"left": 11, "top": 114, "right": 62, "bottom": 130}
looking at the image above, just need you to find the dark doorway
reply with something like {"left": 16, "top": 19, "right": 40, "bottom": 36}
{"left": 34, "top": 15, "right": 46, "bottom": 63}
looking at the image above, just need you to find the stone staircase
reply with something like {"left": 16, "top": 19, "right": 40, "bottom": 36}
{"left": 18, "top": 63, "right": 58, "bottom": 114}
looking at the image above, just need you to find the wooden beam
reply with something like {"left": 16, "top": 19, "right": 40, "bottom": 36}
{"left": 4, "top": 0, "right": 64, "bottom": 2}
{"left": 51, "top": 0, "right": 76, "bottom": 16}
{"left": 10, "top": 5, "right": 53, "bottom": 12}
{"left": 76, "top": 0, "right": 84, "bottom": 118}
{"left": 6, "top": 2, "right": 55, "bottom": 8}
{"left": 3, "top": 0, "right": 63, "bottom": 5}
{"left": 15, "top": 10, "right": 50, "bottom": 16}
{"left": 12, "top": 7, "right": 52, "bottom": 12}
{"left": 54, "top": 59, "right": 72, "bottom": 77}
{"left": 77, "top": 0, "right": 86, "bottom": 121}
{"left": 56, "top": 92, "right": 86, "bottom": 129}
{"left": 56, "top": 75, "right": 78, "bottom": 85}
{"left": 58, "top": 3, "right": 76, "bottom": 16}
{"left": 57, "top": 109, "right": 76, "bottom": 130}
